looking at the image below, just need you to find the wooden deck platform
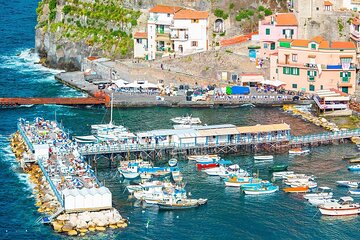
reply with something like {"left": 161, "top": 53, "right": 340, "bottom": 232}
{"left": 0, "top": 97, "right": 106, "bottom": 106}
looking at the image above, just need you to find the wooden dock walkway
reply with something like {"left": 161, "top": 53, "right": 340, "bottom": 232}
{"left": 0, "top": 97, "right": 106, "bottom": 106}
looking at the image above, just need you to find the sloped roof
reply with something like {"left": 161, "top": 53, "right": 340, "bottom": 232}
{"left": 134, "top": 32, "right": 148, "bottom": 39}
{"left": 291, "top": 39, "right": 309, "bottom": 47}
{"left": 310, "top": 35, "right": 325, "bottom": 43}
{"left": 329, "top": 41, "right": 356, "bottom": 49}
{"left": 275, "top": 13, "right": 298, "bottom": 26}
{"left": 149, "top": 5, "right": 182, "bottom": 14}
{"left": 324, "top": 1, "right": 333, "bottom": 6}
{"left": 173, "top": 9, "right": 209, "bottom": 19}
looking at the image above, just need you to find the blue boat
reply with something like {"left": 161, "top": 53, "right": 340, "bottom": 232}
{"left": 240, "top": 181, "right": 272, "bottom": 190}
{"left": 347, "top": 164, "right": 360, "bottom": 171}
{"left": 243, "top": 185, "right": 279, "bottom": 195}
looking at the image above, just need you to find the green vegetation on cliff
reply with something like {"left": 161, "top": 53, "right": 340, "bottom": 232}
{"left": 36, "top": 0, "right": 141, "bottom": 59}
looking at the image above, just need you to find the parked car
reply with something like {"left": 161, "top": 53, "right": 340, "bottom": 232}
{"left": 98, "top": 83, "right": 106, "bottom": 90}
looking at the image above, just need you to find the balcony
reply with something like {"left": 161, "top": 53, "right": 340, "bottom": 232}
{"left": 171, "top": 34, "right": 189, "bottom": 41}
{"left": 304, "top": 63, "right": 318, "bottom": 69}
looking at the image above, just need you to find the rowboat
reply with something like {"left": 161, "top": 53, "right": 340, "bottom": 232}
{"left": 349, "top": 189, "right": 360, "bottom": 195}
{"left": 187, "top": 154, "right": 219, "bottom": 161}
{"left": 196, "top": 161, "right": 219, "bottom": 170}
{"left": 254, "top": 155, "right": 274, "bottom": 160}
{"left": 272, "top": 171, "right": 294, "bottom": 179}
{"left": 268, "top": 164, "right": 288, "bottom": 172}
{"left": 308, "top": 198, "right": 337, "bottom": 207}
{"left": 348, "top": 164, "right": 360, "bottom": 171}
{"left": 304, "top": 187, "right": 333, "bottom": 200}
{"left": 283, "top": 185, "right": 309, "bottom": 193}
{"left": 168, "top": 158, "right": 178, "bottom": 167}
{"left": 336, "top": 181, "right": 359, "bottom": 188}
{"left": 319, "top": 197, "right": 360, "bottom": 216}
{"left": 243, "top": 185, "right": 279, "bottom": 195}
{"left": 158, "top": 198, "right": 207, "bottom": 210}
{"left": 342, "top": 154, "right": 360, "bottom": 160}
{"left": 349, "top": 158, "right": 360, "bottom": 163}
{"left": 289, "top": 148, "right": 310, "bottom": 155}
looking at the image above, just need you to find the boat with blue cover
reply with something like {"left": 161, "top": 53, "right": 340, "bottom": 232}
{"left": 243, "top": 185, "right": 279, "bottom": 195}
{"left": 347, "top": 164, "right": 360, "bottom": 171}
{"left": 240, "top": 181, "right": 271, "bottom": 190}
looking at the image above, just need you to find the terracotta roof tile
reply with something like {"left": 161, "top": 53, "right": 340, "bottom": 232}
{"left": 275, "top": 13, "right": 298, "bottom": 26}
{"left": 173, "top": 9, "right": 209, "bottom": 19}
{"left": 328, "top": 41, "right": 356, "bottom": 49}
{"left": 219, "top": 32, "right": 257, "bottom": 46}
{"left": 353, "top": 17, "right": 360, "bottom": 26}
{"left": 134, "top": 32, "right": 148, "bottom": 39}
{"left": 324, "top": 1, "right": 333, "bottom": 6}
{"left": 291, "top": 39, "right": 309, "bottom": 47}
{"left": 149, "top": 5, "right": 182, "bottom": 14}
{"left": 319, "top": 40, "right": 329, "bottom": 48}
{"left": 310, "top": 35, "right": 325, "bottom": 43}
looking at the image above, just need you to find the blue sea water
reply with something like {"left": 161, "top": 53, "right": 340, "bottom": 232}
{"left": 0, "top": 1, "right": 359, "bottom": 239}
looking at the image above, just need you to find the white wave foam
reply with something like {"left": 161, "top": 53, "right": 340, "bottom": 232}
{"left": 0, "top": 48, "right": 63, "bottom": 77}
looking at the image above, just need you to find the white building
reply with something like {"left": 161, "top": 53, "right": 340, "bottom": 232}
{"left": 134, "top": 5, "right": 209, "bottom": 60}
{"left": 342, "top": 0, "right": 360, "bottom": 10}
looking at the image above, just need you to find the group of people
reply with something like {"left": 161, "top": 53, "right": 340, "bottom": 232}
{"left": 214, "top": 93, "right": 291, "bottom": 102}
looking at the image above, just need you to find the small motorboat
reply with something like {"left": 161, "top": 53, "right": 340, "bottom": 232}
{"left": 243, "top": 185, "right": 279, "bottom": 195}
{"left": 348, "top": 164, "right": 360, "bottom": 171}
{"left": 336, "top": 181, "right": 359, "bottom": 188}
{"left": 349, "top": 158, "right": 360, "bottom": 163}
{"left": 319, "top": 196, "right": 360, "bottom": 216}
{"left": 289, "top": 148, "right": 310, "bottom": 155}
{"left": 126, "top": 184, "right": 142, "bottom": 194}
{"left": 157, "top": 197, "right": 207, "bottom": 210}
{"left": 120, "top": 170, "right": 140, "bottom": 179}
{"left": 254, "top": 155, "right": 274, "bottom": 160}
{"left": 268, "top": 164, "right": 288, "bottom": 172}
{"left": 241, "top": 181, "right": 271, "bottom": 189}
{"left": 272, "top": 171, "right": 294, "bottom": 179}
{"left": 308, "top": 198, "right": 337, "bottom": 207}
{"left": 168, "top": 158, "right": 178, "bottom": 167}
{"left": 283, "top": 185, "right": 309, "bottom": 193}
{"left": 187, "top": 154, "right": 219, "bottom": 161}
{"left": 342, "top": 154, "right": 360, "bottom": 160}
{"left": 304, "top": 187, "right": 333, "bottom": 200}
{"left": 171, "top": 170, "right": 183, "bottom": 183}
{"left": 170, "top": 115, "right": 201, "bottom": 125}
{"left": 196, "top": 161, "right": 219, "bottom": 170}
{"left": 349, "top": 189, "right": 360, "bottom": 195}
{"left": 224, "top": 176, "right": 261, "bottom": 187}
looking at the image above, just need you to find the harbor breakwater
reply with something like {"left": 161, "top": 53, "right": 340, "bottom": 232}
{"left": 9, "top": 125, "right": 127, "bottom": 237}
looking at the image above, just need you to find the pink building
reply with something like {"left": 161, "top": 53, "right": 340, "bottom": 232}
{"left": 270, "top": 36, "right": 357, "bottom": 94}
{"left": 258, "top": 13, "right": 298, "bottom": 59}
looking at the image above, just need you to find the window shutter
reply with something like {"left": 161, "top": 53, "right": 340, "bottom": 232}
{"left": 307, "top": 70, "right": 310, "bottom": 76}
{"left": 283, "top": 29, "right": 286, "bottom": 35}
{"left": 348, "top": 72, "right": 351, "bottom": 77}
{"left": 314, "top": 71, "right": 317, "bottom": 77}
{"left": 340, "top": 72, "right": 343, "bottom": 77}
{"left": 291, "top": 29, "right": 294, "bottom": 34}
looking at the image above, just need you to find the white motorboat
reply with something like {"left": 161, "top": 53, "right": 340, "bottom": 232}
{"left": 120, "top": 170, "right": 140, "bottom": 179}
{"left": 308, "top": 198, "right": 337, "bottom": 207}
{"left": 126, "top": 184, "right": 143, "bottom": 194}
{"left": 304, "top": 187, "right": 333, "bottom": 200}
{"left": 336, "top": 181, "right": 359, "bottom": 188}
{"left": 134, "top": 184, "right": 186, "bottom": 204}
{"left": 254, "top": 155, "right": 274, "bottom": 160}
{"left": 289, "top": 148, "right": 310, "bottom": 155}
{"left": 204, "top": 164, "right": 249, "bottom": 178}
{"left": 319, "top": 197, "right": 360, "bottom": 216}
{"left": 74, "top": 135, "right": 98, "bottom": 143}
{"left": 272, "top": 171, "right": 294, "bottom": 179}
{"left": 171, "top": 115, "right": 201, "bottom": 125}
{"left": 349, "top": 189, "right": 360, "bottom": 195}
{"left": 168, "top": 158, "right": 178, "bottom": 167}
{"left": 187, "top": 154, "right": 219, "bottom": 161}
{"left": 171, "top": 170, "right": 183, "bottom": 183}
{"left": 195, "top": 155, "right": 220, "bottom": 163}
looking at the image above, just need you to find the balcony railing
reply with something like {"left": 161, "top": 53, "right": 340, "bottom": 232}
{"left": 171, "top": 34, "right": 189, "bottom": 40}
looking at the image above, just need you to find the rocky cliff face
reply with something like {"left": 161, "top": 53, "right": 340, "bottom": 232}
{"left": 35, "top": 0, "right": 285, "bottom": 70}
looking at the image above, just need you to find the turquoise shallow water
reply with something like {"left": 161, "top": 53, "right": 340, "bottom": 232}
{"left": 0, "top": 1, "right": 360, "bottom": 239}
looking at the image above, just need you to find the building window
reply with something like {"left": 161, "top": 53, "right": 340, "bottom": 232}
{"left": 270, "top": 42, "right": 275, "bottom": 50}
{"left": 266, "top": 28, "right": 270, "bottom": 35}
{"left": 191, "top": 41, "right": 198, "bottom": 47}
{"left": 283, "top": 67, "right": 300, "bottom": 75}
{"left": 292, "top": 84, "right": 297, "bottom": 89}
{"left": 276, "top": 68, "right": 278, "bottom": 74}
{"left": 167, "top": 13, "right": 170, "bottom": 17}
{"left": 309, "top": 84, "right": 315, "bottom": 91}
{"left": 311, "top": 43, "right": 316, "bottom": 50}
{"left": 320, "top": 85, "right": 324, "bottom": 90}
{"left": 341, "top": 71, "right": 351, "bottom": 82}
{"left": 191, "top": 19, "right": 199, "bottom": 23}
{"left": 264, "top": 43, "right": 268, "bottom": 49}
{"left": 136, "top": 39, "right": 142, "bottom": 44}
{"left": 316, "top": 7, "right": 319, "bottom": 11}
{"left": 292, "top": 54, "right": 298, "bottom": 62}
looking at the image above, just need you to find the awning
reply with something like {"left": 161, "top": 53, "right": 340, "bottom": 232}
{"left": 261, "top": 79, "right": 286, "bottom": 87}
{"left": 237, "top": 123, "right": 290, "bottom": 134}
{"left": 308, "top": 55, "right": 316, "bottom": 58}
{"left": 340, "top": 55, "right": 353, "bottom": 58}
{"left": 339, "top": 83, "right": 353, "bottom": 88}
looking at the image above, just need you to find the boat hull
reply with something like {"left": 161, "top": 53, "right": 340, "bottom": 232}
{"left": 319, "top": 207, "right": 360, "bottom": 216}
{"left": 244, "top": 186, "right": 279, "bottom": 195}
{"left": 283, "top": 186, "right": 309, "bottom": 193}
{"left": 349, "top": 189, "right": 360, "bottom": 195}
{"left": 121, "top": 171, "right": 140, "bottom": 179}
{"left": 197, "top": 163, "right": 218, "bottom": 170}
{"left": 254, "top": 155, "right": 274, "bottom": 160}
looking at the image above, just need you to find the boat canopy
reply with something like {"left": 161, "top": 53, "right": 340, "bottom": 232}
{"left": 340, "top": 196, "right": 354, "bottom": 202}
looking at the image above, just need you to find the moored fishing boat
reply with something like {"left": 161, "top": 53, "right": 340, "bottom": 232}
{"left": 268, "top": 164, "right": 288, "bottom": 172}
{"left": 170, "top": 115, "right": 201, "bottom": 125}
{"left": 272, "top": 171, "right": 294, "bottom": 179}
{"left": 187, "top": 154, "right": 219, "bottom": 161}
{"left": 349, "top": 158, "right": 360, "bottom": 163}
{"left": 289, "top": 148, "right": 310, "bottom": 155}
{"left": 336, "top": 181, "right": 359, "bottom": 188}
{"left": 319, "top": 197, "right": 360, "bottom": 216}
{"left": 243, "top": 185, "right": 279, "bottom": 195}
{"left": 308, "top": 198, "right": 337, "bottom": 207}
{"left": 254, "top": 155, "right": 273, "bottom": 160}
{"left": 157, "top": 197, "right": 207, "bottom": 210}
{"left": 196, "top": 161, "right": 219, "bottom": 170}
{"left": 224, "top": 176, "right": 261, "bottom": 187}
{"left": 349, "top": 189, "right": 360, "bottom": 195}
{"left": 342, "top": 154, "right": 360, "bottom": 160}
{"left": 304, "top": 187, "right": 333, "bottom": 200}
{"left": 171, "top": 170, "right": 183, "bottom": 183}
{"left": 168, "top": 158, "right": 178, "bottom": 167}
{"left": 283, "top": 185, "right": 309, "bottom": 193}
{"left": 347, "top": 164, "right": 360, "bottom": 171}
